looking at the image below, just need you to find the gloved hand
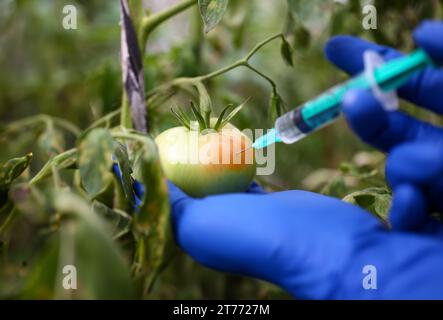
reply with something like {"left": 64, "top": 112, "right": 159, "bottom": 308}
{"left": 167, "top": 20, "right": 443, "bottom": 299}
{"left": 325, "top": 20, "right": 443, "bottom": 217}
{"left": 169, "top": 180, "right": 443, "bottom": 299}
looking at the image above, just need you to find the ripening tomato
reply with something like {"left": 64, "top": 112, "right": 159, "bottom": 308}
{"left": 155, "top": 122, "right": 255, "bottom": 197}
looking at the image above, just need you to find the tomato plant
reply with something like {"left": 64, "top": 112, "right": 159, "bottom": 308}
{"left": 0, "top": 0, "right": 441, "bottom": 299}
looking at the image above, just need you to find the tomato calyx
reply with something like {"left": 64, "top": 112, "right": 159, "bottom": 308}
{"left": 171, "top": 98, "right": 250, "bottom": 133}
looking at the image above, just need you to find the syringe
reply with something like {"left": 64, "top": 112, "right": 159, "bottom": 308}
{"left": 250, "top": 49, "right": 435, "bottom": 150}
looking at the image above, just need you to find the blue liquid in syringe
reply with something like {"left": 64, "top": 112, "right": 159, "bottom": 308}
{"left": 275, "top": 74, "right": 369, "bottom": 145}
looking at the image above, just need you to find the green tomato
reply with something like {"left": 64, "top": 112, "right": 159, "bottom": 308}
{"left": 155, "top": 123, "right": 256, "bottom": 198}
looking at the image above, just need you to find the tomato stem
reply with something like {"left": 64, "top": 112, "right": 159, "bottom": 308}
{"left": 120, "top": 92, "right": 133, "bottom": 131}
{"left": 243, "top": 33, "right": 285, "bottom": 62}
{"left": 147, "top": 33, "right": 284, "bottom": 98}
{"left": 1, "top": 114, "right": 81, "bottom": 137}
{"left": 242, "top": 64, "right": 277, "bottom": 92}
{"left": 84, "top": 109, "right": 121, "bottom": 133}
{"left": 140, "top": 0, "right": 198, "bottom": 51}
{"left": 29, "top": 148, "right": 78, "bottom": 185}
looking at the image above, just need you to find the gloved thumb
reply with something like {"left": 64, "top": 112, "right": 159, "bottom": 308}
{"left": 167, "top": 181, "right": 193, "bottom": 219}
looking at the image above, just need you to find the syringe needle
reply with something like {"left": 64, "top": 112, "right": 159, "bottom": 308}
{"left": 236, "top": 146, "right": 252, "bottom": 155}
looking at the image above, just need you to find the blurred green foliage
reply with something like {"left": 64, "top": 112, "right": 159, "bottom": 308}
{"left": 1, "top": 0, "right": 442, "bottom": 299}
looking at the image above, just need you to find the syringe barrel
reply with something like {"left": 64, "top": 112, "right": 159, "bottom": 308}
{"left": 274, "top": 108, "right": 307, "bottom": 144}
{"left": 275, "top": 84, "right": 348, "bottom": 144}
{"left": 275, "top": 75, "right": 366, "bottom": 144}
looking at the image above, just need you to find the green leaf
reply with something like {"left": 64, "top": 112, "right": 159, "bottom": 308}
{"left": 343, "top": 188, "right": 392, "bottom": 221}
{"left": 214, "top": 104, "right": 234, "bottom": 131}
{"left": 113, "top": 142, "right": 136, "bottom": 206}
{"left": 340, "top": 161, "right": 378, "bottom": 179}
{"left": 280, "top": 36, "right": 294, "bottom": 66}
{"left": 131, "top": 135, "right": 173, "bottom": 292}
{"left": 30, "top": 149, "right": 77, "bottom": 185}
{"left": 321, "top": 176, "right": 347, "bottom": 198}
{"left": 23, "top": 192, "right": 135, "bottom": 299}
{"left": 199, "top": 0, "right": 229, "bottom": 33}
{"left": 287, "top": 0, "right": 334, "bottom": 37}
{"left": 38, "top": 119, "right": 65, "bottom": 159}
{"left": 170, "top": 107, "right": 191, "bottom": 130}
{"left": 190, "top": 101, "right": 207, "bottom": 130}
{"left": 175, "top": 106, "right": 192, "bottom": 125}
{"left": 57, "top": 192, "right": 134, "bottom": 299}
{"left": 9, "top": 183, "right": 48, "bottom": 223}
{"left": 293, "top": 24, "right": 311, "bottom": 48}
{"left": 219, "top": 98, "right": 249, "bottom": 128}
{"left": 0, "top": 200, "right": 13, "bottom": 218}
{"left": 21, "top": 233, "right": 59, "bottom": 299}
{"left": 194, "top": 82, "right": 212, "bottom": 126}
{"left": 302, "top": 168, "right": 340, "bottom": 191}
{"left": 269, "top": 92, "right": 285, "bottom": 126}
{"left": 132, "top": 135, "right": 169, "bottom": 233}
{"left": 78, "top": 129, "right": 114, "bottom": 198}
{"left": 0, "top": 153, "right": 33, "bottom": 193}
{"left": 92, "top": 201, "right": 131, "bottom": 240}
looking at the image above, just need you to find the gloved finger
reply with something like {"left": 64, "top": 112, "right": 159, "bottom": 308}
{"left": 342, "top": 89, "right": 443, "bottom": 152}
{"left": 386, "top": 141, "right": 443, "bottom": 217}
{"left": 414, "top": 20, "right": 443, "bottom": 63}
{"left": 324, "top": 21, "right": 443, "bottom": 114}
{"left": 389, "top": 183, "right": 443, "bottom": 237}
{"left": 167, "top": 181, "right": 193, "bottom": 219}
{"left": 386, "top": 142, "right": 443, "bottom": 188}
{"left": 389, "top": 184, "right": 428, "bottom": 232}
{"left": 246, "top": 181, "right": 267, "bottom": 194}
{"left": 324, "top": 36, "right": 401, "bottom": 75}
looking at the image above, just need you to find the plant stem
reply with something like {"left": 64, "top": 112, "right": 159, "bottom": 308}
{"left": 51, "top": 165, "right": 62, "bottom": 189}
{"left": 243, "top": 64, "right": 277, "bottom": 91}
{"left": 50, "top": 116, "right": 82, "bottom": 137}
{"left": 244, "top": 33, "right": 284, "bottom": 62}
{"left": 112, "top": 132, "right": 153, "bottom": 145}
{"left": 120, "top": 92, "right": 133, "bottom": 130}
{"left": 1, "top": 114, "right": 81, "bottom": 137}
{"left": 29, "top": 148, "right": 77, "bottom": 185}
{"left": 141, "top": 0, "right": 198, "bottom": 49}
{"left": 190, "top": 6, "right": 205, "bottom": 75}
{"left": 197, "top": 60, "right": 245, "bottom": 81}
{"left": 85, "top": 109, "right": 121, "bottom": 132}
{"left": 0, "top": 208, "right": 18, "bottom": 237}
{"left": 147, "top": 33, "right": 284, "bottom": 97}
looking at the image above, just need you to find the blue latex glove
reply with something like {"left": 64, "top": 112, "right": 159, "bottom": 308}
{"left": 169, "top": 181, "right": 443, "bottom": 299}
{"left": 385, "top": 142, "right": 443, "bottom": 234}
{"left": 324, "top": 20, "right": 443, "bottom": 216}
{"left": 126, "top": 21, "right": 443, "bottom": 299}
